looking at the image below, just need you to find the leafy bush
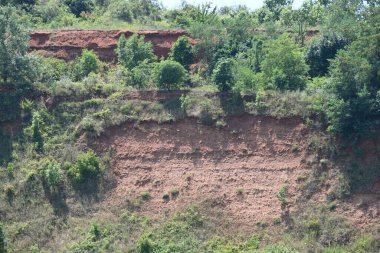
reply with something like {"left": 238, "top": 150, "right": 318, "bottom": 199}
{"left": 170, "top": 36, "right": 194, "bottom": 69}
{"left": 64, "top": 0, "right": 94, "bottom": 17}
{"left": 306, "top": 33, "right": 348, "bottom": 77}
{"left": 67, "top": 150, "right": 105, "bottom": 183}
{"left": 0, "top": 6, "right": 38, "bottom": 88}
{"left": 212, "top": 58, "right": 236, "bottom": 92}
{"left": 116, "top": 33, "right": 156, "bottom": 70}
{"left": 261, "top": 34, "right": 309, "bottom": 91}
{"left": 33, "top": 0, "right": 71, "bottom": 23}
{"left": 325, "top": 31, "right": 380, "bottom": 138}
{"left": 31, "top": 111, "right": 44, "bottom": 152}
{"left": 39, "top": 159, "right": 62, "bottom": 189}
{"left": 74, "top": 49, "right": 101, "bottom": 80}
{"left": 107, "top": 0, "right": 133, "bottom": 22}
{"left": 37, "top": 57, "right": 69, "bottom": 83}
{"left": 154, "top": 60, "right": 186, "bottom": 90}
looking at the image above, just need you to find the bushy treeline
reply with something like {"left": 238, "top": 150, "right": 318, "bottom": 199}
{"left": 1, "top": 1, "right": 379, "bottom": 139}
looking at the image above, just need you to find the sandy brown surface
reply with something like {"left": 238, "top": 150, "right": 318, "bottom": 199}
{"left": 95, "top": 115, "right": 312, "bottom": 227}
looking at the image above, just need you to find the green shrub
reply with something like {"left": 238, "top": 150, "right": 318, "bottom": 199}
{"left": 261, "top": 34, "right": 309, "bottom": 91}
{"left": 67, "top": 150, "right": 105, "bottom": 183}
{"left": 116, "top": 33, "right": 156, "bottom": 70}
{"left": 0, "top": 6, "right": 38, "bottom": 88}
{"left": 277, "top": 185, "right": 288, "bottom": 206}
{"left": 107, "top": 0, "right": 133, "bottom": 22}
{"left": 64, "top": 0, "right": 94, "bottom": 17}
{"left": 39, "top": 159, "right": 62, "bottom": 189}
{"left": 170, "top": 36, "right": 194, "bottom": 69}
{"left": 136, "top": 237, "right": 154, "bottom": 253}
{"left": 212, "top": 58, "right": 236, "bottom": 92}
{"left": 154, "top": 60, "right": 186, "bottom": 90}
{"left": 74, "top": 49, "right": 101, "bottom": 80}
{"left": 31, "top": 111, "right": 44, "bottom": 152}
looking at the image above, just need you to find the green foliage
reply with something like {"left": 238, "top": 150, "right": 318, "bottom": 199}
{"left": 38, "top": 159, "right": 62, "bottom": 189}
{"left": 74, "top": 49, "right": 101, "bottom": 80}
{"left": 306, "top": 33, "right": 348, "bottom": 77}
{"left": 325, "top": 31, "right": 380, "bottom": 137}
{"left": 170, "top": 36, "right": 194, "bottom": 69}
{"left": 0, "top": 6, "right": 37, "bottom": 88}
{"left": 116, "top": 33, "right": 156, "bottom": 70}
{"left": 67, "top": 150, "right": 104, "bottom": 183}
{"left": 31, "top": 111, "right": 44, "bottom": 152}
{"left": 212, "top": 58, "right": 236, "bottom": 92}
{"left": 38, "top": 57, "right": 70, "bottom": 83}
{"left": 107, "top": 0, "right": 133, "bottom": 22}
{"left": 261, "top": 34, "right": 309, "bottom": 91}
{"left": 64, "top": 0, "right": 94, "bottom": 17}
{"left": 0, "top": 223, "right": 5, "bottom": 253}
{"left": 277, "top": 185, "right": 288, "bottom": 205}
{"left": 136, "top": 237, "right": 154, "bottom": 253}
{"left": 154, "top": 60, "right": 186, "bottom": 90}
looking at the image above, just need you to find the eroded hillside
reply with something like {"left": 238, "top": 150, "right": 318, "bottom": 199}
{"left": 29, "top": 29, "right": 196, "bottom": 61}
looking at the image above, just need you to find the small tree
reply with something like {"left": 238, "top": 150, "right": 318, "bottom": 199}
{"left": 79, "top": 49, "right": 100, "bottom": 77}
{"left": 154, "top": 60, "right": 186, "bottom": 90}
{"left": 0, "top": 6, "right": 37, "bottom": 88}
{"left": 31, "top": 111, "right": 44, "bottom": 152}
{"left": 64, "top": 0, "right": 94, "bottom": 17}
{"left": 261, "top": 34, "right": 308, "bottom": 91}
{"left": 116, "top": 33, "right": 156, "bottom": 70}
{"left": 306, "top": 33, "right": 347, "bottom": 77}
{"left": 170, "top": 36, "right": 193, "bottom": 69}
{"left": 67, "top": 150, "right": 105, "bottom": 183}
{"left": 73, "top": 49, "right": 100, "bottom": 80}
{"left": 212, "top": 58, "right": 236, "bottom": 92}
{"left": 0, "top": 223, "right": 5, "bottom": 253}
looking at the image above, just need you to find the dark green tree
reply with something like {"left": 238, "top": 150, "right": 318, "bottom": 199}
{"left": 116, "top": 33, "right": 156, "bottom": 70}
{"left": 31, "top": 111, "right": 44, "bottom": 152}
{"left": 65, "top": 0, "right": 94, "bottom": 17}
{"left": 326, "top": 32, "right": 380, "bottom": 137}
{"left": 170, "top": 36, "right": 194, "bottom": 69}
{"left": 0, "top": 6, "right": 37, "bottom": 88}
{"left": 306, "top": 33, "right": 348, "bottom": 77}
{"left": 79, "top": 49, "right": 100, "bottom": 77}
{"left": 212, "top": 58, "right": 236, "bottom": 92}
{"left": 154, "top": 60, "right": 186, "bottom": 90}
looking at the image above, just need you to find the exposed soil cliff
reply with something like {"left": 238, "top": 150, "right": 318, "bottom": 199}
{"left": 90, "top": 114, "right": 379, "bottom": 229}
{"left": 29, "top": 29, "right": 196, "bottom": 61}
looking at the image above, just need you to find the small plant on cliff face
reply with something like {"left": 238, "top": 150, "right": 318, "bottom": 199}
{"left": 154, "top": 60, "right": 186, "bottom": 90}
{"left": 277, "top": 185, "right": 288, "bottom": 206}
{"left": 116, "top": 33, "right": 156, "bottom": 70}
{"left": 74, "top": 49, "right": 101, "bottom": 80}
{"left": 67, "top": 150, "right": 105, "bottom": 183}
{"left": 170, "top": 36, "right": 194, "bottom": 69}
{"left": 212, "top": 58, "right": 236, "bottom": 92}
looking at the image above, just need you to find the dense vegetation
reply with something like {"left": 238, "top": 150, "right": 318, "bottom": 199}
{"left": 0, "top": 0, "right": 379, "bottom": 252}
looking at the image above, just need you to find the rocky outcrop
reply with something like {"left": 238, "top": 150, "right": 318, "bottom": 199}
{"left": 29, "top": 29, "right": 196, "bottom": 62}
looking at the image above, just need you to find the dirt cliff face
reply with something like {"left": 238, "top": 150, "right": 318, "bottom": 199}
{"left": 95, "top": 115, "right": 310, "bottom": 228}
{"left": 29, "top": 29, "right": 196, "bottom": 62}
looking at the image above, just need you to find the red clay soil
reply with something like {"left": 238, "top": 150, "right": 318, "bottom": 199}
{"left": 95, "top": 115, "right": 311, "bottom": 227}
{"left": 29, "top": 29, "right": 196, "bottom": 61}
{"left": 93, "top": 115, "right": 379, "bottom": 229}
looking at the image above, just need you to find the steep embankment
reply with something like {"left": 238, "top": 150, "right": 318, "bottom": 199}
{"left": 29, "top": 29, "right": 196, "bottom": 61}
{"left": 95, "top": 115, "right": 310, "bottom": 227}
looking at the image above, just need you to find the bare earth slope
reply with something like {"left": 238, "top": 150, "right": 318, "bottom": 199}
{"left": 29, "top": 29, "right": 196, "bottom": 61}
{"left": 95, "top": 115, "right": 311, "bottom": 227}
